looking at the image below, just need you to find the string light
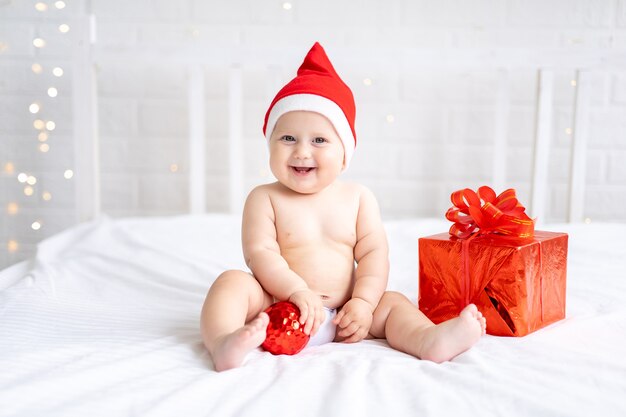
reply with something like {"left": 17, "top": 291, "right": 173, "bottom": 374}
{"left": 7, "top": 240, "right": 19, "bottom": 253}
{"left": 32, "top": 63, "right": 43, "bottom": 74}
{"left": 363, "top": 78, "right": 373, "bottom": 86}
{"left": 29, "top": 103, "right": 41, "bottom": 114}
{"left": 187, "top": 25, "right": 201, "bottom": 38}
{"left": 169, "top": 164, "right": 179, "bottom": 173}
{"left": 12, "top": 1, "right": 71, "bottom": 260}
{"left": 33, "top": 38, "right": 46, "bottom": 48}
{"left": 570, "top": 79, "right": 577, "bottom": 87}
{"left": 386, "top": 114, "right": 395, "bottom": 123}
{"left": 282, "top": 2, "right": 293, "bottom": 10}
{"left": 565, "top": 128, "right": 573, "bottom": 135}
{"left": 7, "top": 203, "right": 19, "bottom": 215}
{"left": 585, "top": 218, "right": 592, "bottom": 224}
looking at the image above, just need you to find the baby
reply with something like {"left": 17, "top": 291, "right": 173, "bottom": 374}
{"left": 200, "top": 42, "right": 486, "bottom": 372}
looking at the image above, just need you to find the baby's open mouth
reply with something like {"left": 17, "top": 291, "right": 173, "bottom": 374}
{"left": 291, "top": 167, "right": 315, "bottom": 173}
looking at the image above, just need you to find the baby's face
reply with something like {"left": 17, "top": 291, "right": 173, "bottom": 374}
{"left": 269, "top": 111, "right": 345, "bottom": 194}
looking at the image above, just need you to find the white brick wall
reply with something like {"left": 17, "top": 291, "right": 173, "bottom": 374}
{"left": 1, "top": 0, "right": 625, "bottom": 269}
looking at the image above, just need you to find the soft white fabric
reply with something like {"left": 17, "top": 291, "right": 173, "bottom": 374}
{"left": 1, "top": 215, "right": 625, "bottom": 417}
{"left": 307, "top": 307, "right": 337, "bottom": 347}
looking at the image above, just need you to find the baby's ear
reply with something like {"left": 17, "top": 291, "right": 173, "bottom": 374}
{"left": 341, "top": 155, "right": 349, "bottom": 171}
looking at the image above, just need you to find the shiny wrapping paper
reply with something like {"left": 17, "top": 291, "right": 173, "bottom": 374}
{"left": 418, "top": 231, "right": 568, "bottom": 337}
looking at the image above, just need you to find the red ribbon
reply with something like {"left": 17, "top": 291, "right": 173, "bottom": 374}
{"left": 445, "top": 186, "right": 535, "bottom": 239}
{"left": 446, "top": 186, "right": 535, "bottom": 310}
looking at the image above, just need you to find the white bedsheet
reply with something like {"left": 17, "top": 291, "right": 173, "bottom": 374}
{"left": 1, "top": 215, "right": 625, "bottom": 417}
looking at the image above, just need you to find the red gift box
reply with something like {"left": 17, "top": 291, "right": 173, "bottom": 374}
{"left": 418, "top": 186, "right": 568, "bottom": 337}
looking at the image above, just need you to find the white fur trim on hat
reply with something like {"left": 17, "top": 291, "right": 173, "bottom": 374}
{"left": 265, "top": 94, "right": 355, "bottom": 170}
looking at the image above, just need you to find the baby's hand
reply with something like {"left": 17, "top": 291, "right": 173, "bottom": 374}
{"left": 288, "top": 289, "right": 325, "bottom": 337}
{"left": 333, "top": 298, "right": 374, "bottom": 343}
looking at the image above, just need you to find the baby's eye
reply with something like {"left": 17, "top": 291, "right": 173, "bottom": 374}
{"left": 313, "top": 137, "right": 327, "bottom": 144}
{"left": 281, "top": 135, "right": 296, "bottom": 142}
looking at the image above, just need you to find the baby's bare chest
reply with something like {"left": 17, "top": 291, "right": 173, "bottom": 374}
{"left": 273, "top": 200, "right": 358, "bottom": 249}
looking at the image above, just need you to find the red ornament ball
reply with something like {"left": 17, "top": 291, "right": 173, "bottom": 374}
{"left": 262, "top": 301, "right": 310, "bottom": 355}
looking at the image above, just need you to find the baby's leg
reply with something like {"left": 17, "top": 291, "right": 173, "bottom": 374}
{"left": 200, "top": 270, "right": 273, "bottom": 371}
{"left": 370, "top": 291, "right": 486, "bottom": 363}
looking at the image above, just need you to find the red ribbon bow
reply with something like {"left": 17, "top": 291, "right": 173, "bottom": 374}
{"left": 445, "top": 186, "right": 535, "bottom": 239}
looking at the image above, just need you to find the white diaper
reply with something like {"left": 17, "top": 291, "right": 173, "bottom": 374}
{"left": 307, "top": 307, "right": 337, "bottom": 347}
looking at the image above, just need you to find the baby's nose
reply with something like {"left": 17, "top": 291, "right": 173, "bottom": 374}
{"left": 293, "top": 142, "right": 312, "bottom": 158}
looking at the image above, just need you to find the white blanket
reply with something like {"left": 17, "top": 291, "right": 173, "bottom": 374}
{"left": 1, "top": 215, "right": 625, "bottom": 417}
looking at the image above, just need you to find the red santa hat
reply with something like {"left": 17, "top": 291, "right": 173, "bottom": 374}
{"left": 263, "top": 42, "right": 357, "bottom": 169}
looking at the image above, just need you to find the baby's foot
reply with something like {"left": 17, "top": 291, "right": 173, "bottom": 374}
{"left": 211, "top": 312, "right": 269, "bottom": 372}
{"left": 419, "top": 304, "right": 486, "bottom": 363}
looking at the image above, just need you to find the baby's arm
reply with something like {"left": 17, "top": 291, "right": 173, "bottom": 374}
{"left": 241, "top": 187, "right": 324, "bottom": 335}
{"left": 334, "top": 186, "right": 389, "bottom": 342}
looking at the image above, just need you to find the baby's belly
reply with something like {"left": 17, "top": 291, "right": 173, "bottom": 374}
{"left": 282, "top": 246, "right": 354, "bottom": 309}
